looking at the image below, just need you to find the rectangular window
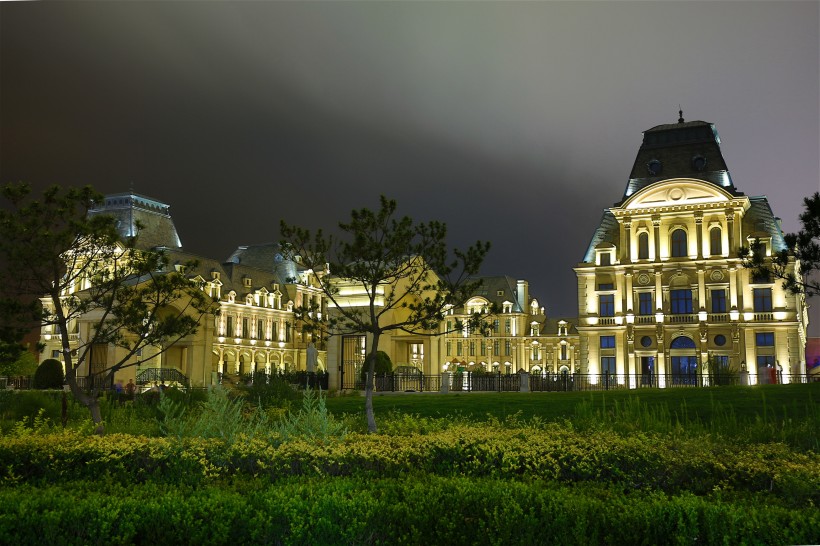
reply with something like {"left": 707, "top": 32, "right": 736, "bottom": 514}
{"left": 560, "top": 345, "right": 567, "bottom": 360}
{"left": 711, "top": 289, "right": 727, "bottom": 313}
{"left": 257, "top": 319, "right": 264, "bottom": 339}
{"left": 755, "top": 332, "right": 774, "bottom": 346}
{"left": 493, "top": 340, "right": 500, "bottom": 355}
{"left": 52, "top": 350, "right": 61, "bottom": 359}
{"left": 753, "top": 288, "right": 772, "bottom": 312}
{"left": 599, "top": 294, "right": 615, "bottom": 317}
{"left": 598, "top": 283, "right": 614, "bottom": 290}
{"left": 601, "top": 357, "right": 616, "bottom": 375}
{"left": 493, "top": 319, "right": 500, "bottom": 334}
{"left": 504, "top": 340, "right": 511, "bottom": 356}
{"left": 469, "top": 341, "right": 475, "bottom": 356}
{"left": 446, "top": 320, "right": 452, "bottom": 332}
{"left": 226, "top": 316, "right": 234, "bottom": 337}
{"left": 638, "top": 292, "right": 653, "bottom": 315}
{"left": 457, "top": 342, "right": 463, "bottom": 356}
{"left": 504, "top": 319, "right": 511, "bottom": 334}
{"left": 600, "top": 335, "right": 615, "bottom": 349}
{"left": 285, "top": 323, "right": 292, "bottom": 342}
{"left": 271, "top": 322, "right": 278, "bottom": 341}
{"left": 446, "top": 341, "right": 451, "bottom": 356}
{"left": 242, "top": 318, "right": 249, "bottom": 338}
{"left": 756, "top": 355, "right": 775, "bottom": 368}
{"left": 600, "top": 253, "right": 611, "bottom": 266}
{"left": 670, "top": 289, "right": 693, "bottom": 314}
{"left": 480, "top": 341, "right": 487, "bottom": 356}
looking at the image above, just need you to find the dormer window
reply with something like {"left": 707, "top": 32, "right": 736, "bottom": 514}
{"left": 243, "top": 277, "right": 252, "bottom": 288}
{"left": 211, "top": 271, "right": 221, "bottom": 281}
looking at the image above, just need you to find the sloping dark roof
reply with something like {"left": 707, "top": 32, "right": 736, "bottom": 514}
{"left": 89, "top": 192, "right": 183, "bottom": 250}
{"left": 744, "top": 196, "right": 788, "bottom": 252}
{"left": 618, "top": 119, "right": 742, "bottom": 204}
{"left": 466, "top": 275, "right": 525, "bottom": 312}
{"left": 581, "top": 210, "right": 619, "bottom": 263}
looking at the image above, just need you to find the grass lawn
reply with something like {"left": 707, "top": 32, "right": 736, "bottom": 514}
{"left": 326, "top": 382, "right": 819, "bottom": 424}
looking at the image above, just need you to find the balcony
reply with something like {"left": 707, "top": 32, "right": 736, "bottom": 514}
{"left": 667, "top": 314, "right": 698, "bottom": 324}
{"left": 708, "top": 313, "right": 730, "bottom": 323}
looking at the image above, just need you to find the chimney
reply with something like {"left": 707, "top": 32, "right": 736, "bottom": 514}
{"left": 516, "top": 280, "right": 529, "bottom": 313}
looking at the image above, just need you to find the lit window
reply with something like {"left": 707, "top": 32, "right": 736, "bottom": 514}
{"left": 755, "top": 332, "right": 774, "bottom": 346}
{"left": 638, "top": 232, "right": 649, "bottom": 260}
{"left": 599, "top": 294, "right": 615, "bottom": 317}
{"left": 600, "top": 336, "right": 615, "bottom": 348}
{"left": 711, "top": 289, "right": 726, "bottom": 313}
{"left": 753, "top": 288, "right": 772, "bottom": 312}
{"left": 670, "top": 289, "right": 693, "bottom": 314}
{"left": 638, "top": 292, "right": 653, "bottom": 316}
{"left": 601, "top": 357, "right": 616, "bottom": 375}
{"left": 671, "top": 229, "right": 687, "bottom": 258}
{"left": 709, "top": 227, "right": 722, "bottom": 256}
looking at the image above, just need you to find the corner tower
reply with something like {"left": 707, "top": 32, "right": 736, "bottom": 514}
{"left": 575, "top": 115, "right": 807, "bottom": 388}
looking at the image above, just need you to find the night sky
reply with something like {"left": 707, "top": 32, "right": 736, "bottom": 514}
{"left": 2, "top": 2, "right": 818, "bottom": 319}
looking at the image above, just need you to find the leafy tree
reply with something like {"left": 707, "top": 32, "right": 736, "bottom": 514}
{"left": 281, "top": 196, "right": 490, "bottom": 433}
{"left": 743, "top": 192, "right": 820, "bottom": 298}
{"left": 0, "top": 183, "right": 217, "bottom": 433}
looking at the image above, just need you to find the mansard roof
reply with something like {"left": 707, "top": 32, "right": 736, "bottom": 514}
{"left": 744, "top": 196, "right": 788, "bottom": 253}
{"left": 465, "top": 275, "right": 527, "bottom": 312}
{"left": 89, "top": 192, "right": 182, "bottom": 250}
{"left": 581, "top": 210, "right": 619, "bottom": 263}
{"left": 619, "top": 118, "right": 741, "bottom": 204}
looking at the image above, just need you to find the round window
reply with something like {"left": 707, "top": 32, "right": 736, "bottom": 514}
{"left": 714, "top": 334, "right": 726, "bottom": 347}
{"left": 647, "top": 159, "right": 662, "bottom": 176}
{"left": 640, "top": 336, "right": 653, "bottom": 348}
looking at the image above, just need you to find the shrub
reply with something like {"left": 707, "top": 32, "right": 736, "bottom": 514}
{"left": 360, "top": 351, "right": 392, "bottom": 381}
{"left": 32, "top": 359, "right": 64, "bottom": 390}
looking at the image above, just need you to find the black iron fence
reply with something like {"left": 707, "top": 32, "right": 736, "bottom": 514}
{"left": 342, "top": 371, "right": 816, "bottom": 392}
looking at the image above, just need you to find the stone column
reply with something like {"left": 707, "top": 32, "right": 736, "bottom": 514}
{"left": 694, "top": 212, "right": 704, "bottom": 259}
{"left": 623, "top": 217, "right": 632, "bottom": 264}
{"left": 725, "top": 210, "right": 735, "bottom": 254}
{"left": 652, "top": 215, "right": 662, "bottom": 262}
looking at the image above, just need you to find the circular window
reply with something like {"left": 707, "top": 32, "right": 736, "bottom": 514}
{"left": 640, "top": 336, "right": 653, "bottom": 348}
{"left": 692, "top": 155, "right": 707, "bottom": 171}
{"left": 714, "top": 334, "right": 726, "bottom": 347}
{"left": 647, "top": 159, "right": 662, "bottom": 176}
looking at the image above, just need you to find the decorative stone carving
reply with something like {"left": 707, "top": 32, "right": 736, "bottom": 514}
{"left": 709, "top": 269, "right": 724, "bottom": 282}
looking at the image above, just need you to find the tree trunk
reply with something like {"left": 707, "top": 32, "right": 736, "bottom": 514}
{"left": 65, "top": 366, "right": 105, "bottom": 435}
{"left": 364, "top": 334, "right": 379, "bottom": 433}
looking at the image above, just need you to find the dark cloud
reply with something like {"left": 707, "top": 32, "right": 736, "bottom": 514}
{"left": 2, "top": 1, "right": 818, "bottom": 319}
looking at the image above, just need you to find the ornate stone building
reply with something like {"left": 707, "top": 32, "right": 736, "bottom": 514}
{"left": 439, "top": 277, "right": 578, "bottom": 376}
{"left": 39, "top": 194, "right": 328, "bottom": 388}
{"left": 575, "top": 115, "right": 809, "bottom": 386}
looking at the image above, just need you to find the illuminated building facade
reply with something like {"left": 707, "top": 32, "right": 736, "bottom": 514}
{"left": 575, "top": 116, "right": 809, "bottom": 386}
{"left": 39, "top": 195, "right": 327, "bottom": 388}
{"left": 439, "top": 277, "right": 578, "bottom": 376}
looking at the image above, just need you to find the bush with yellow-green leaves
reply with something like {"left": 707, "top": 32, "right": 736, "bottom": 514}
{"left": 0, "top": 424, "right": 816, "bottom": 505}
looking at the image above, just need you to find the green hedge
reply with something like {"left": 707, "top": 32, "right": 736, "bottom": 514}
{"left": 0, "top": 478, "right": 816, "bottom": 545}
{"left": 0, "top": 425, "right": 816, "bottom": 505}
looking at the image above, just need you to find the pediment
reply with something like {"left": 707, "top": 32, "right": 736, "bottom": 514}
{"left": 622, "top": 179, "right": 732, "bottom": 210}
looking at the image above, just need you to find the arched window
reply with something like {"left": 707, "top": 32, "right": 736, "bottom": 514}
{"left": 638, "top": 232, "right": 649, "bottom": 260}
{"left": 670, "top": 336, "right": 696, "bottom": 349}
{"left": 709, "top": 227, "right": 722, "bottom": 256}
{"left": 671, "top": 229, "right": 687, "bottom": 258}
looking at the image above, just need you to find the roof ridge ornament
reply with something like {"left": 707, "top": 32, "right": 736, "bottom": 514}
{"left": 678, "top": 106, "right": 684, "bottom": 123}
